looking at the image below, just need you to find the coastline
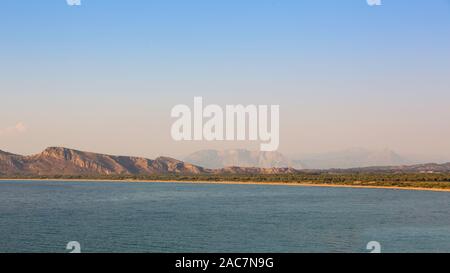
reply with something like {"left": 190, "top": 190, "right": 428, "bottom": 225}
{"left": 1, "top": 178, "right": 450, "bottom": 193}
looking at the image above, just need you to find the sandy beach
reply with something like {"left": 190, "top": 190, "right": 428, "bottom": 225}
{"left": 1, "top": 178, "right": 450, "bottom": 193}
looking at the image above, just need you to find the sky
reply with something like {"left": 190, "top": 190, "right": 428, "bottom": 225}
{"left": 1, "top": 0, "right": 450, "bottom": 160}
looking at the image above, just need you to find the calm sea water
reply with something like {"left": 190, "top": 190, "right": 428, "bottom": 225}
{"left": 0, "top": 180, "right": 449, "bottom": 253}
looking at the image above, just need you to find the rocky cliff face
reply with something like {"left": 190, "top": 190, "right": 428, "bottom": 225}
{"left": 2, "top": 147, "right": 447, "bottom": 177}
{"left": 0, "top": 147, "right": 206, "bottom": 176}
{"left": 0, "top": 150, "right": 24, "bottom": 175}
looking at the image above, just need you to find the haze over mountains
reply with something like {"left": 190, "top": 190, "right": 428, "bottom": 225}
{"left": 0, "top": 147, "right": 297, "bottom": 177}
{"left": 1, "top": 147, "right": 450, "bottom": 177}
{"left": 185, "top": 149, "right": 304, "bottom": 169}
{"left": 185, "top": 148, "right": 412, "bottom": 169}
{"left": 294, "top": 148, "right": 410, "bottom": 169}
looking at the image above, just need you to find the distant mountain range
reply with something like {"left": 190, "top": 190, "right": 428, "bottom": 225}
{"left": 332, "top": 163, "right": 450, "bottom": 174}
{"left": 294, "top": 148, "right": 410, "bottom": 169}
{"left": 0, "top": 147, "right": 297, "bottom": 177}
{"left": 1, "top": 147, "right": 450, "bottom": 177}
{"left": 185, "top": 149, "right": 304, "bottom": 169}
{"left": 185, "top": 148, "right": 413, "bottom": 170}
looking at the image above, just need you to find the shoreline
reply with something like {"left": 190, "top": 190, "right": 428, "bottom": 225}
{"left": 1, "top": 178, "right": 450, "bottom": 193}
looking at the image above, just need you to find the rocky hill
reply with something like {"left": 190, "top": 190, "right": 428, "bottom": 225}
{"left": 1, "top": 147, "right": 450, "bottom": 177}
{"left": 0, "top": 147, "right": 206, "bottom": 176}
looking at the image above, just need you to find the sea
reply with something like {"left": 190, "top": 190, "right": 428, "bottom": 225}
{"left": 0, "top": 180, "right": 449, "bottom": 253}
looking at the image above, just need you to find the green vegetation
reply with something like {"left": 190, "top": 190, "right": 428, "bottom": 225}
{"left": 2, "top": 173, "right": 450, "bottom": 190}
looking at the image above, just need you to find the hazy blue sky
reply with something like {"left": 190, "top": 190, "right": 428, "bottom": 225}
{"left": 1, "top": 0, "right": 450, "bottom": 159}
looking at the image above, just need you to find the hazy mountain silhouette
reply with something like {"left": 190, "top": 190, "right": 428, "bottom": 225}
{"left": 185, "top": 149, "right": 305, "bottom": 169}
{"left": 294, "top": 148, "right": 410, "bottom": 169}
{"left": 1, "top": 147, "right": 450, "bottom": 177}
